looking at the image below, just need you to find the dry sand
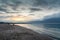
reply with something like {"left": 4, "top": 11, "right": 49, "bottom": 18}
{"left": 0, "top": 24, "right": 53, "bottom": 40}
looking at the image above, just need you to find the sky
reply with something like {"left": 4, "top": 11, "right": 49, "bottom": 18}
{"left": 0, "top": 0, "right": 60, "bottom": 22}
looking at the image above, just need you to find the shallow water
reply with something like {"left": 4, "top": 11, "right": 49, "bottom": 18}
{"left": 15, "top": 24, "right": 60, "bottom": 40}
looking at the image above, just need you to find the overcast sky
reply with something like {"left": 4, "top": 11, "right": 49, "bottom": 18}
{"left": 0, "top": 0, "right": 60, "bottom": 22}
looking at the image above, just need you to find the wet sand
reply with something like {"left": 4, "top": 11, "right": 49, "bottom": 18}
{"left": 0, "top": 24, "right": 53, "bottom": 40}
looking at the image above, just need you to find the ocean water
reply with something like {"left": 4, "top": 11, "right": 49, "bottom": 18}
{"left": 15, "top": 24, "right": 60, "bottom": 40}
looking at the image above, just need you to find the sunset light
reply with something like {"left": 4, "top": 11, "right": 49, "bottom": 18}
{"left": 10, "top": 16, "right": 33, "bottom": 22}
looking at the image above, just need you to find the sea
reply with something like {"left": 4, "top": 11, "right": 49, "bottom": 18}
{"left": 15, "top": 23, "right": 60, "bottom": 40}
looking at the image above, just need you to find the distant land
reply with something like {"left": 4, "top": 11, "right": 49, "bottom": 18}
{"left": 26, "top": 17, "right": 60, "bottom": 24}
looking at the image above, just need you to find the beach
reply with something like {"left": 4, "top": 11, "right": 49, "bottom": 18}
{"left": 0, "top": 24, "right": 53, "bottom": 40}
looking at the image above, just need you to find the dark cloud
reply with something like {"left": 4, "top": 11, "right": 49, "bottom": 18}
{"left": 33, "top": 0, "right": 48, "bottom": 7}
{"left": 0, "top": 3, "right": 7, "bottom": 12}
{"left": 0, "top": 0, "right": 60, "bottom": 13}
{"left": 0, "top": 8, "right": 6, "bottom": 12}
{"left": 0, "top": 0, "right": 22, "bottom": 12}
{"left": 33, "top": 0, "right": 60, "bottom": 9}
{"left": 30, "top": 8, "right": 42, "bottom": 11}
{"left": 1, "top": 0, "right": 22, "bottom": 6}
{"left": 8, "top": 0, "right": 22, "bottom": 10}
{"left": 29, "top": 8, "right": 42, "bottom": 12}
{"left": 0, "top": 16, "right": 11, "bottom": 18}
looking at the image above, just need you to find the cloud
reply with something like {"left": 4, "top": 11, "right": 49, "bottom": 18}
{"left": 0, "top": 7, "right": 7, "bottom": 12}
{"left": 33, "top": 0, "right": 60, "bottom": 9}
{"left": 1, "top": 0, "right": 22, "bottom": 6}
{"left": 0, "top": 0, "right": 60, "bottom": 13}
{"left": 0, "top": 0, "right": 60, "bottom": 22}
{"left": 29, "top": 8, "right": 42, "bottom": 12}
{"left": 34, "top": 0, "right": 48, "bottom": 7}
{"left": 0, "top": 0, "right": 22, "bottom": 12}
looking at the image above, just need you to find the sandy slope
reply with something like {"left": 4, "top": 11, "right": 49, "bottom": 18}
{"left": 0, "top": 24, "right": 53, "bottom": 40}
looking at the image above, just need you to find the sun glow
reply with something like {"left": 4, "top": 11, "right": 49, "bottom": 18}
{"left": 10, "top": 16, "right": 32, "bottom": 22}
